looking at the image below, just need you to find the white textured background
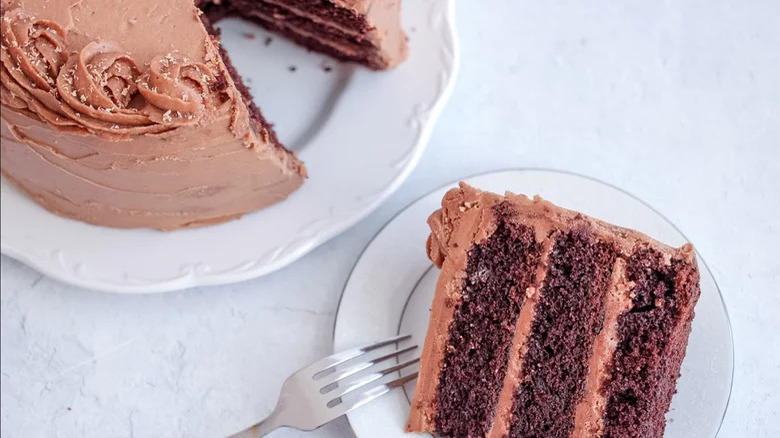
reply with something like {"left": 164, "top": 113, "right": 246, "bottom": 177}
{"left": 2, "top": 0, "right": 779, "bottom": 437}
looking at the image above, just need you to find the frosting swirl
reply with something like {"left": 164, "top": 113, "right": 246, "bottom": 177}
{"left": 0, "top": 8, "right": 67, "bottom": 91}
{"left": 0, "top": 8, "right": 83, "bottom": 131}
{"left": 64, "top": 41, "right": 141, "bottom": 110}
{"left": 1, "top": 9, "right": 233, "bottom": 139}
{"left": 55, "top": 41, "right": 166, "bottom": 137}
{"left": 138, "top": 53, "right": 216, "bottom": 126}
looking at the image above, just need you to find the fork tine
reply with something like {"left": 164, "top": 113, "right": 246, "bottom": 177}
{"left": 318, "top": 345, "right": 418, "bottom": 388}
{"left": 326, "top": 357, "right": 420, "bottom": 401}
{"left": 327, "top": 372, "right": 419, "bottom": 418}
{"left": 308, "top": 334, "right": 412, "bottom": 378}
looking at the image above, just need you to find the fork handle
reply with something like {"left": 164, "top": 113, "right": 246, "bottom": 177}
{"left": 226, "top": 410, "right": 283, "bottom": 438}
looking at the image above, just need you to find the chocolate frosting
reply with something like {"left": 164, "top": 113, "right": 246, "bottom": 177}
{"left": 1, "top": 0, "right": 305, "bottom": 229}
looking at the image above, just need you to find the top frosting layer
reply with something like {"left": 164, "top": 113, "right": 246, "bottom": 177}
{"left": 426, "top": 182, "right": 695, "bottom": 268}
{"left": 0, "top": 0, "right": 243, "bottom": 141}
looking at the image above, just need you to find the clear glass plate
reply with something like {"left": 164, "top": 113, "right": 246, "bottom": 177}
{"left": 334, "top": 169, "right": 733, "bottom": 438}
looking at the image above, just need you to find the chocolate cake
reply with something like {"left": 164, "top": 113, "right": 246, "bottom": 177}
{"left": 198, "top": 0, "right": 407, "bottom": 70}
{"left": 0, "top": 0, "right": 406, "bottom": 229}
{"left": 407, "top": 183, "right": 701, "bottom": 438}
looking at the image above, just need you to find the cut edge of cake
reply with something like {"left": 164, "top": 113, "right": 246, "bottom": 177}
{"left": 407, "top": 182, "right": 701, "bottom": 438}
{"left": 197, "top": 0, "right": 408, "bottom": 70}
{"left": 200, "top": 14, "right": 306, "bottom": 177}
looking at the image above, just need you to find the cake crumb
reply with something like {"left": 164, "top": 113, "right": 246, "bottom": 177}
{"left": 264, "top": 37, "right": 273, "bottom": 47}
{"left": 321, "top": 62, "right": 333, "bottom": 72}
{"left": 288, "top": 66, "right": 297, "bottom": 72}
{"left": 244, "top": 32, "right": 256, "bottom": 40}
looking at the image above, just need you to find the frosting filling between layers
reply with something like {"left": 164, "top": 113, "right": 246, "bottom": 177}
{"left": 572, "top": 258, "right": 635, "bottom": 438}
{"left": 487, "top": 236, "right": 554, "bottom": 438}
{"left": 505, "top": 229, "right": 617, "bottom": 438}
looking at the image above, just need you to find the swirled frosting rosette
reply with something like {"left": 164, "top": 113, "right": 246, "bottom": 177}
{"left": 55, "top": 40, "right": 168, "bottom": 138}
{"left": 137, "top": 53, "right": 220, "bottom": 126}
{"left": 0, "top": 8, "right": 66, "bottom": 91}
{"left": 1, "top": 9, "right": 229, "bottom": 139}
{"left": 0, "top": 8, "right": 81, "bottom": 131}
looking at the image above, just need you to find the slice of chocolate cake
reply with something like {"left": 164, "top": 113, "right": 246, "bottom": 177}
{"left": 197, "top": 0, "right": 408, "bottom": 70}
{"left": 407, "top": 183, "right": 701, "bottom": 438}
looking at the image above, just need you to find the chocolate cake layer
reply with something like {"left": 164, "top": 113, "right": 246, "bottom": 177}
{"left": 434, "top": 208, "right": 542, "bottom": 437}
{"left": 507, "top": 229, "right": 617, "bottom": 438}
{"left": 601, "top": 247, "right": 700, "bottom": 438}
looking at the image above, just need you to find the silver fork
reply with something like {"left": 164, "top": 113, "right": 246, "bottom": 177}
{"left": 227, "top": 334, "right": 419, "bottom": 437}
